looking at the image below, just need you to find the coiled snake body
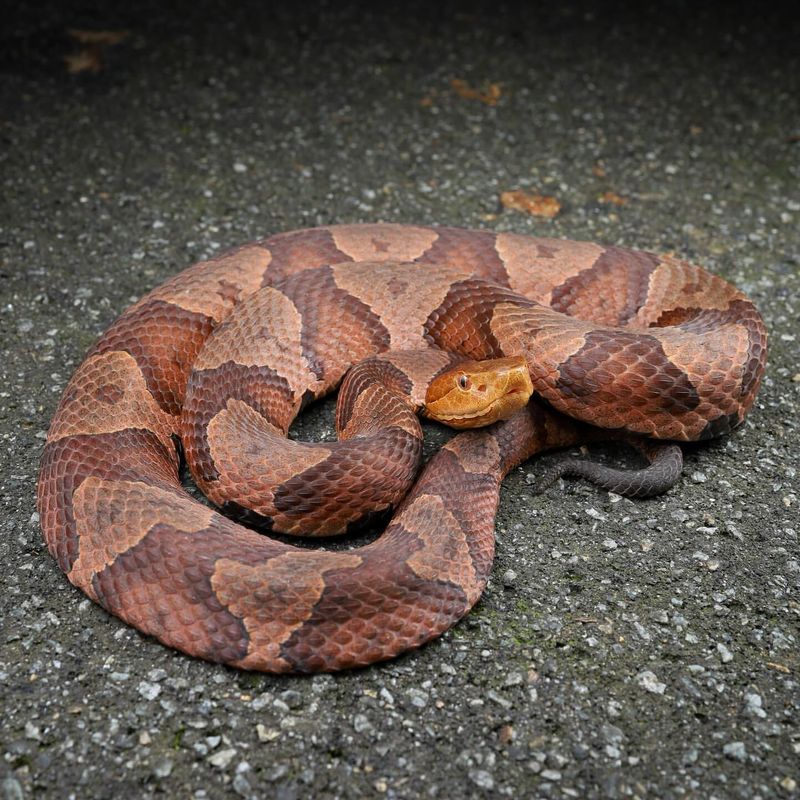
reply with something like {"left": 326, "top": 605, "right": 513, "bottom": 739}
{"left": 37, "top": 224, "right": 767, "bottom": 672}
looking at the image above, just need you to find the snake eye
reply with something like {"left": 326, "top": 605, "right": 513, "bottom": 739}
{"left": 458, "top": 374, "right": 471, "bottom": 390}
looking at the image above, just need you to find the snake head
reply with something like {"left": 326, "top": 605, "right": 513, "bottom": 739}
{"left": 423, "top": 355, "right": 533, "bottom": 429}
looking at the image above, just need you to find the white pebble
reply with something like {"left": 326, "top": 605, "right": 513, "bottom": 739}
{"left": 541, "top": 769, "right": 562, "bottom": 781}
{"left": 208, "top": 748, "right": 237, "bottom": 768}
{"left": 717, "top": 643, "right": 734, "bottom": 663}
{"left": 137, "top": 681, "right": 161, "bottom": 701}
{"left": 468, "top": 769, "right": 494, "bottom": 790}
{"left": 722, "top": 741, "right": 747, "bottom": 761}
{"left": 635, "top": 670, "right": 666, "bottom": 694}
{"left": 603, "top": 538, "right": 618, "bottom": 550}
{"left": 743, "top": 692, "right": 766, "bottom": 718}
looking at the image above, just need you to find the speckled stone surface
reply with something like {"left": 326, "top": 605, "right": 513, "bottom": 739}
{"left": 1, "top": 2, "right": 798, "bottom": 798}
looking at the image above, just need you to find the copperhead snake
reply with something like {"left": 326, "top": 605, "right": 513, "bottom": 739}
{"left": 37, "top": 224, "right": 767, "bottom": 672}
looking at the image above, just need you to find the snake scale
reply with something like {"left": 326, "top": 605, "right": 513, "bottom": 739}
{"left": 37, "top": 224, "right": 767, "bottom": 672}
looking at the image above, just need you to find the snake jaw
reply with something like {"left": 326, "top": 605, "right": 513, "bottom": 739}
{"left": 423, "top": 355, "right": 534, "bottom": 429}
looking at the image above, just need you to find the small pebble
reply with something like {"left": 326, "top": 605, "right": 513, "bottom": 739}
{"left": 488, "top": 689, "right": 512, "bottom": 709}
{"left": 635, "top": 670, "right": 666, "bottom": 694}
{"left": 380, "top": 687, "right": 396, "bottom": 704}
{"left": 503, "top": 672, "right": 524, "bottom": 687}
{"left": 743, "top": 692, "right": 766, "bottom": 718}
{"left": 469, "top": 769, "right": 494, "bottom": 790}
{"left": 601, "top": 723, "right": 624, "bottom": 744}
{"left": 151, "top": 757, "right": 173, "bottom": 778}
{"left": 138, "top": 681, "right": 162, "bottom": 701}
{"left": 406, "top": 689, "right": 429, "bottom": 708}
{"left": 24, "top": 722, "right": 42, "bottom": 741}
{"left": 280, "top": 689, "right": 304, "bottom": 709}
{"left": 267, "top": 764, "right": 289, "bottom": 782}
{"left": 1, "top": 777, "right": 24, "bottom": 800}
{"left": 208, "top": 748, "right": 237, "bottom": 768}
{"left": 717, "top": 643, "right": 734, "bottom": 663}
{"left": 232, "top": 773, "right": 252, "bottom": 797}
{"left": 353, "top": 714, "right": 373, "bottom": 733}
{"left": 722, "top": 741, "right": 747, "bottom": 761}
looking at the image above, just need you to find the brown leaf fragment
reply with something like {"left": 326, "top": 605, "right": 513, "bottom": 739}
{"left": 64, "top": 47, "right": 103, "bottom": 74}
{"left": 598, "top": 191, "right": 629, "bottom": 206}
{"left": 498, "top": 724, "right": 514, "bottom": 745}
{"left": 451, "top": 79, "right": 502, "bottom": 106}
{"left": 500, "top": 189, "right": 561, "bottom": 219}
{"left": 766, "top": 661, "right": 791, "bottom": 674}
{"left": 64, "top": 28, "right": 130, "bottom": 75}
{"left": 67, "top": 28, "right": 130, "bottom": 45}
{"left": 592, "top": 162, "right": 607, "bottom": 178}
{"left": 64, "top": 29, "right": 130, "bottom": 74}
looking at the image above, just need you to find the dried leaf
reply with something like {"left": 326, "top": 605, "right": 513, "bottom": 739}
{"left": 451, "top": 78, "right": 502, "bottom": 106}
{"left": 500, "top": 189, "right": 561, "bottom": 219}
{"left": 592, "top": 162, "right": 607, "bottom": 178}
{"left": 63, "top": 28, "right": 129, "bottom": 74}
{"left": 766, "top": 661, "right": 791, "bottom": 674}
{"left": 67, "top": 28, "right": 130, "bottom": 45}
{"left": 498, "top": 724, "right": 514, "bottom": 745}
{"left": 598, "top": 191, "right": 629, "bottom": 206}
{"left": 64, "top": 47, "right": 103, "bottom": 74}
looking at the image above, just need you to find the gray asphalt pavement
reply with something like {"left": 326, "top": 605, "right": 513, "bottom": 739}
{"left": 1, "top": 2, "right": 798, "bottom": 798}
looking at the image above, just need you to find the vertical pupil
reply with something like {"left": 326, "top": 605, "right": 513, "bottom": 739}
{"left": 459, "top": 375, "right": 468, "bottom": 388}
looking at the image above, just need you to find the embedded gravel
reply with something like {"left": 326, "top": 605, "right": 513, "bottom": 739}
{"left": 1, "top": 2, "right": 798, "bottom": 799}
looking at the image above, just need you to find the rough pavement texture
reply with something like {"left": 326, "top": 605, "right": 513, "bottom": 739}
{"left": 1, "top": 2, "right": 798, "bottom": 798}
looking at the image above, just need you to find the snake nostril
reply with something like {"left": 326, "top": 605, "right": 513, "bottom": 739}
{"left": 478, "top": 384, "right": 487, "bottom": 392}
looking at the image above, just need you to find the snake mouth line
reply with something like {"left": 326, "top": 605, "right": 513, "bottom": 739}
{"left": 429, "top": 388, "right": 529, "bottom": 423}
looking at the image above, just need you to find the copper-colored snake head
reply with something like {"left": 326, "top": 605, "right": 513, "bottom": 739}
{"left": 423, "top": 355, "right": 534, "bottom": 429}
